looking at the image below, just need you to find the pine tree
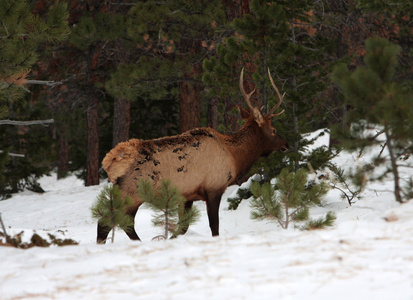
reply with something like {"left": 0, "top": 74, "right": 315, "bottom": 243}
{"left": 137, "top": 179, "right": 200, "bottom": 240}
{"left": 203, "top": 0, "right": 334, "bottom": 177}
{"left": 356, "top": 0, "right": 413, "bottom": 83}
{"left": 250, "top": 168, "right": 334, "bottom": 229}
{"left": 106, "top": 0, "right": 225, "bottom": 133}
{"left": 0, "top": 149, "right": 9, "bottom": 199}
{"left": 91, "top": 185, "right": 134, "bottom": 243}
{"left": 332, "top": 37, "right": 413, "bottom": 203}
{"left": 227, "top": 185, "right": 252, "bottom": 210}
{"left": 0, "top": 0, "right": 69, "bottom": 118}
{"left": 0, "top": 0, "right": 69, "bottom": 196}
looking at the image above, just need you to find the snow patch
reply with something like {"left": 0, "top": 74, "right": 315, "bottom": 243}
{"left": 1, "top": 131, "right": 413, "bottom": 299}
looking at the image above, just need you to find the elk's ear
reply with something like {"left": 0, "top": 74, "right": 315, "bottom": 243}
{"left": 237, "top": 106, "right": 251, "bottom": 121}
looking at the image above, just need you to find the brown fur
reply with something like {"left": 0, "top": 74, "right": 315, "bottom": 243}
{"left": 102, "top": 139, "right": 141, "bottom": 183}
{"left": 97, "top": 106, "right": 288, "bottom": 243}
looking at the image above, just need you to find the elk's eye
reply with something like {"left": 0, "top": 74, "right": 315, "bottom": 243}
{"left": 272, "top": 130, "right": 277, "bottom": 135}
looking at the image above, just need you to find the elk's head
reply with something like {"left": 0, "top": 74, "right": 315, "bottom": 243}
{"left": 239, "top": 68, "right": 289, "bottom": 156}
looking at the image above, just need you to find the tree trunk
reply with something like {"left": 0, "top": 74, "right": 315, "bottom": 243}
{"left": 384, "top": 126, "right": 403, "bottom": 203}
{"left": 179, "top": 81, "right": 201, "bottom": 133}
{"left": 224, "top": 98, "right": 241, "bottom": 133}
{"left": 328, "top": 0, "right": 349, "bottom": 148}
{"left": 220, "top": 0, "right": 252, "bottom": 133}
{"left": 223, "top": 0, "right": 251, "bottom": 22}
{"left": 112, "top": 97, "right": 130, "bottom": 148}
{"left": 86, "top": 98, "right": 100, "bottom": 186}
{"left": 57, "top": 132, "right": 69, "bottom": 179}
{"left": 207, "top": 98, "right": 219, "bottom": 130}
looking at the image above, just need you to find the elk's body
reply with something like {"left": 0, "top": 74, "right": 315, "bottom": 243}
{"left": 97, "top": 69, "right": 289, "bottom": 243}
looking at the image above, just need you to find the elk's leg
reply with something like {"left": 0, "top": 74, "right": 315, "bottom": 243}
{"left": 97, "top": 222, "right": 111, "bottom": 244}
{"left": 124, "top": 222, "right": 140, "bottom": 241}
{"left": 206, "top": 192, "right": 222, "bottom": 236}
{"left": 124, "top": 205, "right": 141, "bottom": 241}
{"left": 171, "top": 200, "right": 194, "bottom": 238}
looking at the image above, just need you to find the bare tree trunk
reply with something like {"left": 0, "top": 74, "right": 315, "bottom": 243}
{"left": 179, "top": 81, "right": 201, "bottom": 133}
{"left": 223, "top": 0, "right": 251, "bottom": 21}
{"left": 57, "top": 132, "right": 69, "bottom": 179}
{"left": 112, "top": 97, "right": 130, "bottom": 147}
{"left": 224, "top": 98, "right": 241, "bottom": 133}
{"left": 86, "top": 98, "right": 100, "bottom": 186}
{"left": 207, "top": 98, "right": 219, "bottom": 130}
{"left": 384, "top": 126, "right": 403, "bottom": 203}
{"left": 328, "top": 0, "right": 349, "bottom": 148}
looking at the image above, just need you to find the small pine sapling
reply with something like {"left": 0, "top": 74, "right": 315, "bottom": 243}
{"left": 302, "top": 211, "right": 336, "bottom": 230}
{"left": 137, "top": 179, "right": 200, "bottom": 240}
{"left": 227, "top": 186, "right": 252, "bottom": 210}
{"left": 326, "top": 163, "right": 365, "bottom": 205}
{"left": 250, "top": 181, "right": 283, "bottom": 222}
{"left": 332, "top": 38, "right": 413, "bottom": 203}
{"left": 250, "top": 168, "right": 334, "bottom": 229}
{"left": 91, "top": 185, "right": 134, "bottom": 243}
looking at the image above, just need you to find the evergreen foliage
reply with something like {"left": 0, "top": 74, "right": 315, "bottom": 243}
{"left": 137, "top": 179, "right": 200, "bottom": 240}
{"left": 326, "top": 163, "right": 364, "bottom": 206}
{"left": 0, "top": 98, "right": 55, "bottom": 198}
{"left": 0, "top": 0, "right": 69, "bottom": 196}
{"left": 250, "top": 168, "right": 333, "bottom": 229}
{"left": 332, "top": 38, "right": 413, "bottom": 203}
{"left": 227, "top": 186, "right": 252, "bottom": 210}
{"left": 105, "top": 0, "right": 224, "bottom": 103}
{"left": 302, "top": 211, "right": 336, "bottom": 230}
{"left": 0, "top": 0, "right": 69, "bottom": 117}
{"left": 91, "top": 185, "right": 134, "bottom": 243}
{"left": 203, "top": 0, "right": 334, "bottom": 179}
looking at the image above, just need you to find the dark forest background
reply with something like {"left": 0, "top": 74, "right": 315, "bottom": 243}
{"left": 1, "top": 0, "right": 412, "bottom": 198}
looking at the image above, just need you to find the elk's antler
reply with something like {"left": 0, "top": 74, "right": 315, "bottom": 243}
{"left": 240, "top": 67, "right": 255, "bottom": 111}
{"left": 267, "top": 68, "right": 285, "bottom": 117}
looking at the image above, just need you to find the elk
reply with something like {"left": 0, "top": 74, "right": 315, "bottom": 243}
{"left": 97, "top": 68, "right": 289, "bottom": 243}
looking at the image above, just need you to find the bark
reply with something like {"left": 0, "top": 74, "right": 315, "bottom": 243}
{"left": 57, "top": 132, "right": 69, "bottom": 179}
{"left": 224, "top": 99, "right": 241, "bottom": 133}
{"left": 220, "top": 0, "right": 252, "bottom": 133}
{"left": 207, "top": 98, "right": 219, "bottom": 130}
{"left": 179, "top": 81, "right": 201, "bottom": 133}
{"left": 86, "top": 98, "right": 100, "bottom": 186}
{"left": 112, "top": 97, "right": 130, "bottom": 148}
{"left": 327, "top": 0, "right": 349, "bottom": 148}
{"left": 223, "top": 0, "right": 251, "bottom": 22}
{"left": 384, "top": 125, "right": 403, "bottom": 203}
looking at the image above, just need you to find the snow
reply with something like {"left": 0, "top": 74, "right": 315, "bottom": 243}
{"left": 1, "top": 130, "right": 413, "bottom": 300}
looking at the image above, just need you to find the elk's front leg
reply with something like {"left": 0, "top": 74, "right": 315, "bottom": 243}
{"left": 206, "top": 192, "right": 223, "bottom": 236}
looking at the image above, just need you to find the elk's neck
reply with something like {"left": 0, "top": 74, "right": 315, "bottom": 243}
{"left": 224, "top": 123, "right": 265, "bottom": 178}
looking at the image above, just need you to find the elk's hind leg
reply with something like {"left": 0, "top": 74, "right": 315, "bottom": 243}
{"left": 123, "top": 206, "right": 141, "bottom": 241}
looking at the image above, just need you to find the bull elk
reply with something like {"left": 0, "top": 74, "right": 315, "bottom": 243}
{"left": 97, "top": 68, "right": 289, "bottom": 243}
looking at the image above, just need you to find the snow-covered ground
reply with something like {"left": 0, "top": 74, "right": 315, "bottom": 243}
{"left": 1, "top": 130, "right": 413, "bottom": 299}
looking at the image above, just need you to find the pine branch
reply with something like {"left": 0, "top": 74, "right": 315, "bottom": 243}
{"left": 0, "top": 213, "right": 7, "bottom": 237}
{"left": 26, "top": 80, "right": 63, "bottom": 87}
{"left": 0, "top": 150, "right": 24, "bottom": 158}
{"left": 0, "top": 119, "right": 54, "bottom": 126}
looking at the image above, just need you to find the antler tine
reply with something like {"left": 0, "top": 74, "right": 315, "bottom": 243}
{"left": 271, "top": 109, "right": 285, "bottom": 117}
{"left": 240, "top": 67, "right": 255, "bottom": 111}
{"left": 267, "top": 68, "right": 284, "bottom": 116}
